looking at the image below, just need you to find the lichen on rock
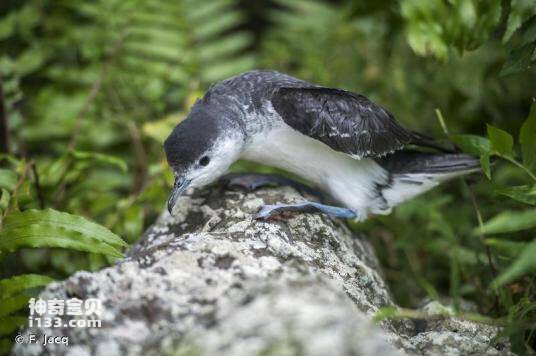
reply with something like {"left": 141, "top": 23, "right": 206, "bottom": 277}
{"left": 13, "top": 185, "right": 511, "bottom": 355}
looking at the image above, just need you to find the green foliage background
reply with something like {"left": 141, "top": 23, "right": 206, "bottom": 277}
{"left": 1, "top": 0, "right": 536, "bottom": 353}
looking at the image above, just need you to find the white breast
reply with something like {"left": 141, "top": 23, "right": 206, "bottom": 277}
{"left": 240, "top": 124, "right": 389, "bottom": 218}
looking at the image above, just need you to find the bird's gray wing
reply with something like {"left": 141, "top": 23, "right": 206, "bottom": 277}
{"left": 270, "top": 86, "right": 415, "bottom": 159}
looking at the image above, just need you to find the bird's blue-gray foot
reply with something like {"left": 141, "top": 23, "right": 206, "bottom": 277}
{"left": 255, "top": 201, "right": 356, "bottom": 220}
{"left": 220, "top": 173, "right": 323, "bottom": 198}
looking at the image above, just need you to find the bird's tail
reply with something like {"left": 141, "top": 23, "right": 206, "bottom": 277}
{"left": 376, "top": 151, "right": 480, "bottom": 209}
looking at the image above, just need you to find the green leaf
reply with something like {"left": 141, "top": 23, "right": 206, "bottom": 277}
{"left": 0, "top": 188, "right": 10, "bottom": 212}
{"left": 480, "top": 154, "right": 491, "bottom": 179}
{"left": 0, "top": 274, "right": 53, "bottom": 299}
{"left": 519, "top": 101, "right": 536, "bottom": 172}
{"left": 478, "top": 209, "right": 536, "bottom": 234}
{"left": 503, "top": 0, "right": 536, "bottom": 42}
{"left": 487, "top": 124, "right": 514, "bottom": 157}
{"left": 494, "top": 185, "right": 536, "bottom": 205}
{"left": 400, "top": 0, "right": 501, "bottom": 59}
{"left": 0, "top": 169, "right": 17, "bottom": 191}
{"left": 1, "top": 209, "right": 127, "bottom": 248}
{"left": 0, "top": 294, "right": 30, "bottom": 317}
{"left": 39, "top": 155, "right": 68, "bottom": 187}
{"left": 486, "top": 238, "right": 526, "bottom": 257}
{"left": 0, "top": 11, "right": 16, "bottom": 41}
{"left": 500, "top": 42, "right": 536, "bottom": 76}
{"left": 452, "top": 134, "right": 491, "bottom": 155}
{"left": 0, "top": 224, "right": 124, "bottom": 258}
{"left": 520, "top": 16, "right": 536, "bottom": 45}
{"left": 201, "top": 55, "right": 257, "bottom": 82}
{"left": 492, "top": 239, "right": 536, "bottom": 287}
{"left": 0, "top": 315, "right": 27, "bottom": 336}
{"left": 0, "top": 154, "right": 20, "bottom": 166}
{"left": 70, "top": 150, "right": 128, "bottom": 172}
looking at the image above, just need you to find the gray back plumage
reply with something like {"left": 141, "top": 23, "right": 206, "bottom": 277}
{"left": 201, "top": 71, "right": 309, "bottom": 136}
{"left": 201, "top": 70, "right": 418, "bottom": 159}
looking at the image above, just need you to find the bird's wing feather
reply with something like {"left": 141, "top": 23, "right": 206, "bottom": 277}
{"left": 270, "top": 86, "right": 414, "bottom": 159}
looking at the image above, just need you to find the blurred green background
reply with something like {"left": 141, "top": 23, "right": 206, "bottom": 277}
{"left": 1, "top": 0, "right": 536, "bottom": 354}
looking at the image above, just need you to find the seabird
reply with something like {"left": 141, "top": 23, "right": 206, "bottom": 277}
{"left": 164, "top": 70, "right": 479, "bottom": 221}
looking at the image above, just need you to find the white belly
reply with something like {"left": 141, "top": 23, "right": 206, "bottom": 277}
{"left": 241, "top": 124, "right": 389, "bottom": 217}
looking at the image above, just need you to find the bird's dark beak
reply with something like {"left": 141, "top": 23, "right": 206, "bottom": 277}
{"left": 167, "top": 176, "right": 191, "bottom": 214}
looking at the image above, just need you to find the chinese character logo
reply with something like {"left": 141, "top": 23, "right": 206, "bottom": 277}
{"left": 29, "top": 298, "right": 47, "bottom": 315}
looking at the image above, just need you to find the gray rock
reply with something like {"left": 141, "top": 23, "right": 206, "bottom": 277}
{"left": 12, "top": 186, "right": 510, "bottom": 355}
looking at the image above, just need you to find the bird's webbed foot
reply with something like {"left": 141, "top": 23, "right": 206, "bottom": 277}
{"left": 220, "top": 173, "right": 322, "bottom": 198}
{"left": 255, "top": 201, "right": 357, "bottom": 220}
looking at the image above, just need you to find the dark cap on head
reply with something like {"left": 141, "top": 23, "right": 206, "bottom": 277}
{"left": 164, "top": 105, "right": 221, "bottom": 170}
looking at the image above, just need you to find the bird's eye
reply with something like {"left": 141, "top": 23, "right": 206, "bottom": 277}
{"left": 199, "top": 156, "right": 210, "bottom": 166}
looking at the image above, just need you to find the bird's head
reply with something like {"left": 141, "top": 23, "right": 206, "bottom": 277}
{"left": 164, "top": 104, "right": 244, "bottom": 214}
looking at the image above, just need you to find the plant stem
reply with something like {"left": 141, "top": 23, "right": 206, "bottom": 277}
{"left": 435, "top": 108, "right": 449, "bottom": 136}
{"left": 502, "top": 155, "right": 536, "bottom": 182}
{"left": 466, "top": 181, "right": 497, "bottom": 277}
